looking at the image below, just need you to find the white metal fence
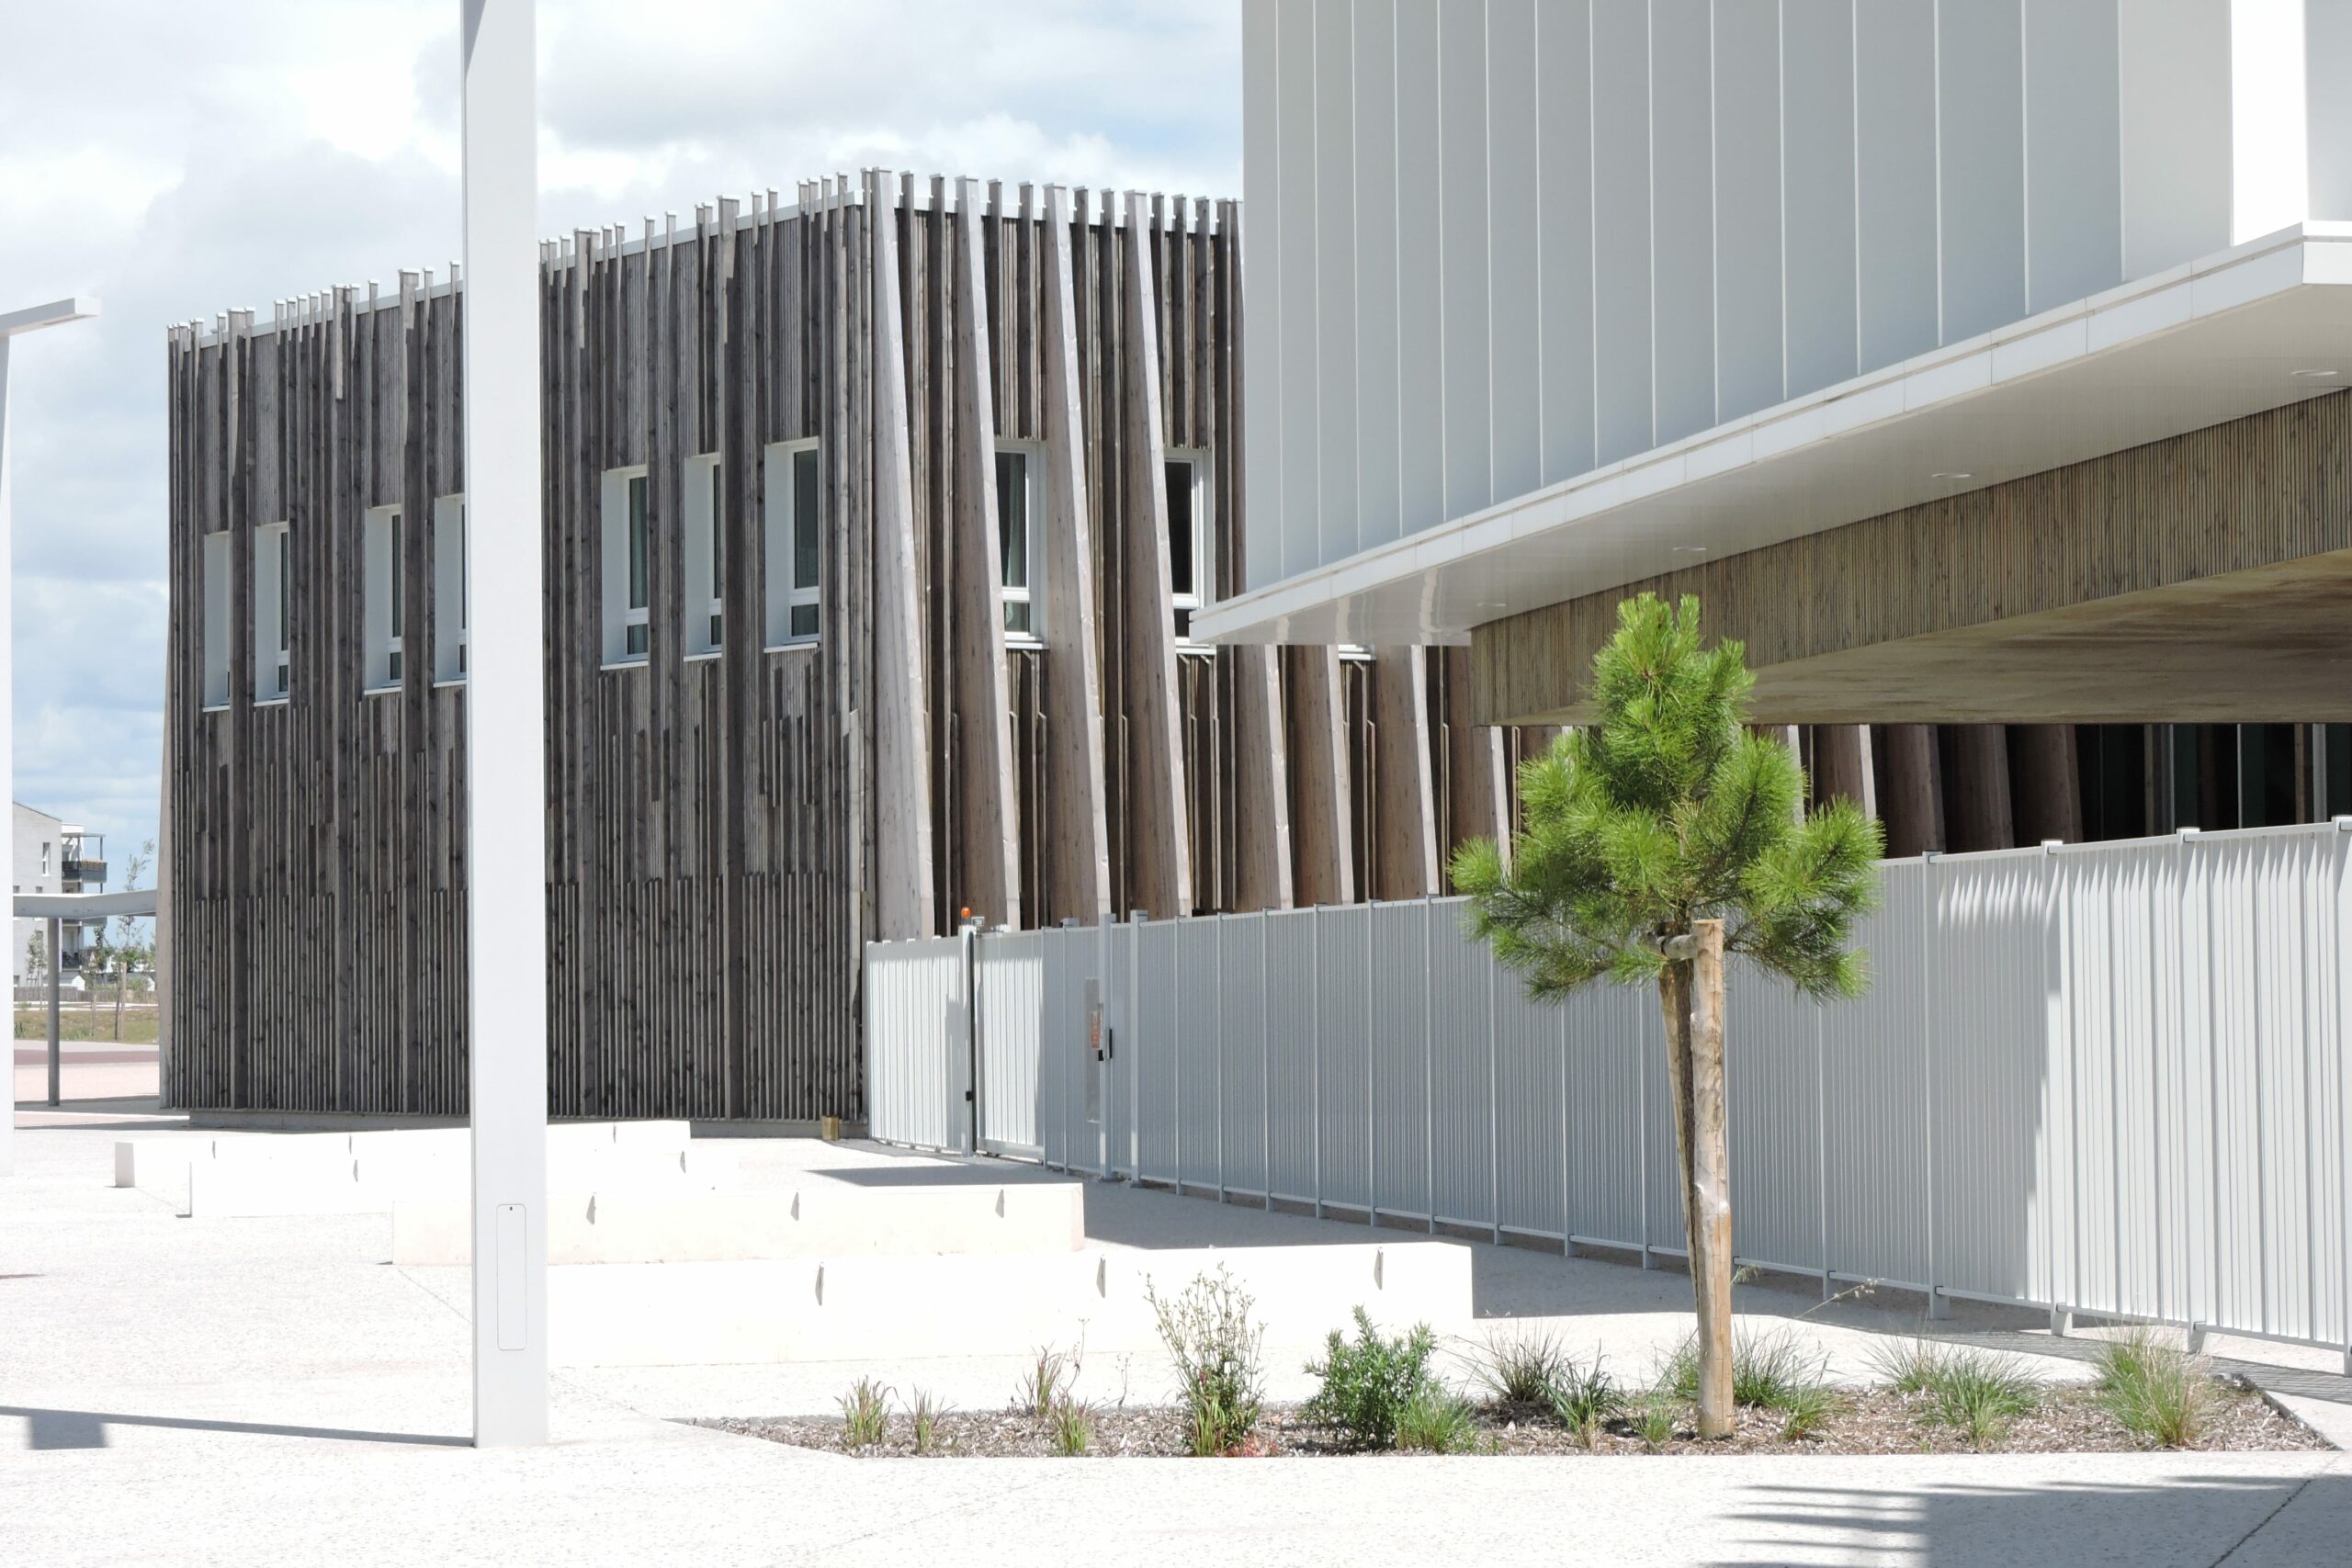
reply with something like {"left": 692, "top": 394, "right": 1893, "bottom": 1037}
{"left": 864, "top": 822, "right": 2352, "bottom": 1365}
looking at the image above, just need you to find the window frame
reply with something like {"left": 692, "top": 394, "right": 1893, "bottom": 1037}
{"left": 684, "top": 453, "right": 722, "bottom": 659}
{"left": 763, "top": 439, "right": 822, "bottom": 649}
{"left": 363, "top": 504, "right": 403, "bottom": 692}
{"left": 992, "top": 441, "right": 1046, "bottom": 644}
{"left": 600, "top": 465, "right": 652, "bottom": 668}
{"left": 1162, "top": 448, "right": 1213, "bottom": 642}
{"left": 200, "top": 530, "right": 232, "bottom": 710}
{"left": 433, "top": 494, "right": 468, "bottom": 684}
{"left": 253, "top": 521, "right": 292, "bottom": 703}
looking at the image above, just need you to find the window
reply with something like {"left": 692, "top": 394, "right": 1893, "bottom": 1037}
{"left": 200, "top": 531, "right": 232, "bottom": 708}
{"left": 684, "top": 454, "right": 722, "bottom": 657}
{"left": 763, "top": 440, "right": 821, "bottom": 645}
{"left": 1163, "top": 451, "right": 1212, "bottom": 640}
{"left": 364, "top": 504, "right": 403, "bottom": 689}
{"left": 40, "top": 843, "right": 51, "bottom": 877}
{"left": 433, "top": 495, "right": 467, "bottom": 682}
{"left": 601, "top": 467, "right": 650, "bottom": 665}
{"left": 994, "top": 443, "right": 1044, "bottom": 639}
{"left": 254, "top": 522, "right": 290, "bottom": 700}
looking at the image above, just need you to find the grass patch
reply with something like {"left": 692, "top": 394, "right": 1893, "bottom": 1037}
{"left": 908, "top": 1388, "right": 946, "bottom": 1455}
{"left": 1469, "top": 1327, "right": 1575, "bottom": 1409}
{"left": 1867, "top": 1337, "right": 2040, "bottom": 1448}
{"left": 2095, "top": 1329, "right": 2211, "bottom": 1449}
{"left": 1546, "top": 1356, "right": 1623, "bottom": 1446}
{"left": 1660, "top": 1325, "right": 1829, "bottom": 1413}
{"left": 1012, "top": 1342, "right": 1079, "bottom": 1419}
{"left": 838, "top": 1377, "right": 891, "bottom": 1450}
{"left": 1630, "top": 1392, "right": 1679, "bottom": 1450}
{"left": 1395, "top": 1388, "right": 1488, "bottom": 1454}
{"left": 1046, "top": 1397, "right": 1095, "bottom": 1456}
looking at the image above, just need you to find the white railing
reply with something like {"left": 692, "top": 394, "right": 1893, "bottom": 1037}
{"left": 864, "top": 822, "right": 2352, "bottom": 1366}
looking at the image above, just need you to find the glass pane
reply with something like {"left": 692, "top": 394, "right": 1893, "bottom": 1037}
{"left": 458, "top": 503, "right": 468, "bottom": 632}
{"left": 626, "top": 622, "right": 649, "bottom": 658}
{"left": 389, "top": 512, "right": 402, "bottom": 624}
{"left": 1164, "top": 461, "right": 1193, "bottom": 597}
{"left": 793, "top": 448, "right": 820, "bottom": 591}
{"left": 1003, "top": 599, "right": 1031, "bottom": 636}
{"left": 277, "top": 531, "right": 289, "bottom": 653}
{"left": 628, "top": 475, "right": 648, "bottom": 611}
{"left": 709, "top": 613, "right": 723, "bottom": 647}
{"left": 995, "top": 450, "right": 1026, "bottom": 590}
{"left": 709, "top": 470, "right": 722, "bottom": 600}
{"left": 789, "top": 604, "right": 819, "bottom": 638}
{"left": 388, "top": 649, "right": 401, "bottom": 682}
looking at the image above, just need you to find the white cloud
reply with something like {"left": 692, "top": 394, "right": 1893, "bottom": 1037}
{"left": 0, "top": 0, "right": 1239, "bottom": 881}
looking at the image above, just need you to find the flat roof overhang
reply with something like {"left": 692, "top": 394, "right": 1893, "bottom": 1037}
{"left": 1195, "top": 224, "right": 2352, "bottom": 650}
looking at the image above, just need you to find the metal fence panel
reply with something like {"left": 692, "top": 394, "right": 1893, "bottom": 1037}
{"left": 1429, "top": 899, "right": 1496, "bottom": 1230}
{"left": 1564, "top": 981, "right": 1649, "bottom": 1252}
{"left": 1177, "top": 918, "right": 1224, "bottom": 1189}
{"left": 1264, "top": 909, "right": 1320, "bottom": 1204}
{"left": 1491, "top": 932, "right": 1566, "bottom": 1240}
{"left": 1724, "top": 961, "right": 1824, "bottom": 1281}
{"left": 1316, "top": 904, "right": 1372, "bottom": 1213}
{"left": 975, "top": 931, "right": 1043, "bottom": 1158}
{"left": 1218, "top": 915, "right": 1271, "bottom": 1198}
{"left": 861, "top": 935, "right": 966, "bottom": 1152}
{"left": 1134, "top": 920, "right": 1180, "bottom": 1183}
{"left": 1821, "top": 862, "right": 1928, "bottom": 1289}
{"left": 1366, "top": 901, "right": 1432, "bottom": 1223}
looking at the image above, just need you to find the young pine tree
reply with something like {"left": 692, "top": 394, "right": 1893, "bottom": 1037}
{"left": 1450, "top": 593, "right": 1882, "bottom": 1438}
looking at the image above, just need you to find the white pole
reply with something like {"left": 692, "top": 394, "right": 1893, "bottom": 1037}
{"left": 0, "top": 297, "right": 97, "bottom": 1178}
{"left": 459, "top": 0, "right": 548, "bottom": 1448}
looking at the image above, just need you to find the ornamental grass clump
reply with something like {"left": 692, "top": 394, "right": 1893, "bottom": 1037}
{"left": 1013, "top": 1342, "right": 1079, "bottom": 1419}
{"left": 1546, "top": 1355, "right": 1624, "bottom": 1447}
{"left": 2096, "top": 1329, "right": 2211, "bottom": 1449}
{"left": 838, "top": 1377, "right": 891, "bottom": 1450}
{"left": 1303, "top": 1307, "right": 1442, "bottom": 1450}
{"left": 1148, "top": 1267, "right": 1267, "bottom": 1456}
{"left": 1395, "top": 1388, "right": 1488, "bottom": 1454}
{"left": 907, "top": 1388, "right": 947, "bottom": 1455}
{"left": 1471, "top": 1326, "right": 1576, "bottom": 1411}
{"left": 1868, "top": 1336, "right": 2039, "bottom": 1448}
{"left": 1046, "top": 1395, "right": 1095, "bottom": 1456}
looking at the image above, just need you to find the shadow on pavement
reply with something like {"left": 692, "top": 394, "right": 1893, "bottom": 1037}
{"left": 4, "top": 1404, "right": 468, "bottom": 1451}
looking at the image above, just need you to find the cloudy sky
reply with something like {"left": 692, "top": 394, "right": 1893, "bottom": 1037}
{"left": 0, "top": 0, "right": 1239, "bottom": 889}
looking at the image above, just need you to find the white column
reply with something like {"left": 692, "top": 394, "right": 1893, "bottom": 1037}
{"left": 458, "top": 0, "right": 548, "bottom": 1448}
{"left": 0, "top": 297, "right": 98, "bottom": 1178}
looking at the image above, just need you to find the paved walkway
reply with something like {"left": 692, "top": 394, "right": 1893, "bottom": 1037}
{"left": 6, "top": 1063, "right": 2350, "bottom": 1567}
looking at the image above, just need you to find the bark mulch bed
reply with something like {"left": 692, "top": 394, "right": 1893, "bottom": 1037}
{"left": 705, "top": 1378, "right": 2324, "bottom": 1460}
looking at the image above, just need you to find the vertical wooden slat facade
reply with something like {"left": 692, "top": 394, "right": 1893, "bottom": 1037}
{"left": 163, "top": 174, "right": 1560, "bottom": 1122}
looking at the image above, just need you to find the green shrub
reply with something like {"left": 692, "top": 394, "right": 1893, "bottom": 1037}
{"left": 1148, "top": 1266, "right": 1267, "bottom": 1456}
{"left": 838, "top": 1377, "right": 891, "bottom": 1450}
{"left": 1302, "top": 1307, "right": 1442, "bottom": 1450}
{"left": 1046, "top": 1396, "right": 1095, "bottom": 1456}
{"left": 1013, "top": 1342, "right": 1078, "bottom": 1419}
{"left": 1471, "top": 1327, "right": 1573, "bottom": 1409}
{"left": 1546, "top": 1356, "right": 1623, "bottom": 1444}
{"left": 1396, "top": 1388, "right": 1487, "bottom": 1453}
{"left": 2096, "top": 1329, "right": 2209, "bottom": 1449}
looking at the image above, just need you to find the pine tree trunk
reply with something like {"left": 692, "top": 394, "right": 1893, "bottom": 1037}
{"left": 1657, "top": 919, "right": 1735, "bottom": 1438}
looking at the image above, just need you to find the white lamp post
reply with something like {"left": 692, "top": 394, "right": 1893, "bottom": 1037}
{"left": 458, "top": 0, "right": 548, "bottom": 1446}
{"left": 0, "top": 296, "right": 97, "bottom": 1179}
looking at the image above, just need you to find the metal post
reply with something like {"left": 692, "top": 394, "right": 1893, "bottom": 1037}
{"left": 45, "top": 916, "right": 61, "bottom": 1107}
{"left": 0, "top": 297, "right": 98, "bottom": 1175}
{"left": 1922, "top": 852, "right": 1950, "bottom": 1318}
{"left": 1422, "top": 897, "right": 1435, "bottom": 1234}
{"left": 1310, "top": 909, "right": 1323, "bottom": 1218}
{"left": 460, "top": 0, "right": 548, "bottom": 1449}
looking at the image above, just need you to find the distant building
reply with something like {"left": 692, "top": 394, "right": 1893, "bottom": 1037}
{"left": 11, "top": 802, "right": 106, "bottom": 984}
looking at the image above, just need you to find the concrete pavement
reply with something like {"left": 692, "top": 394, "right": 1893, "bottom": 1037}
{"left": 6, "top": 1059, "right": 2348, "bottom": 1567}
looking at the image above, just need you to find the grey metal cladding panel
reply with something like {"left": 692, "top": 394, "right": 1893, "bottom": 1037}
{"left": 1429, "top": 901, "right": 1494, "bottom": 1228}
{"left": 1176, "top": 917, "right": 1223, "bottom": 1188}
{"left": 2025, "top": 0, "right": 2122, "bottom": 312}
{"left": 1781, "top": 0, "right": 1859, "bottom": 400}
{"left": 1367, "top": 900, "right": 1431, "bottom": 1219}
{"left": 1647, "top": 0, "right": 1716, "bottom": 448}
{"left": 1589, "top": 0, "right": 1653, "bottom": 466}
{"left": 1315, "top": 0, "right": 1361, "bottom": 569}
{"left": 1535, "top": 0, "right": 1596, "bottom": 487}
{"left": 1351, "top": 0, "right": 1404, "bottom": 549}
{"left": 1265, "top": 908, "right": 1320, "bottom": 1200}
{"left": 1275, "top": 0, "right": 1322, "bottom": 581}
{"left": 1438, "top": 0, "right": 1492, "bottom": 523}
{"left": 1564, "top": 980, "right": 1648, "bottom": 1249}
{"left": 1316, "top": 902, "right": 1372, "bottom": 1209}
{"left": 1136, "top": 920, "right": 1182, "bottom": 1182}
{"left": 1240, "top": 0, "right": 1283, "bottom": 590}
{"left": 1486, "top": 0, "right": 1542, "bottom": 504}
{"left": 1491, "top": 951, "right": 1566, "bottom": 1237}
{"left": 1931, "top": 851, "right": 2055, "bottom": 1304}
{"left": 1822, "top": 863, "right": 1928, "bottom": 1288}
{"left": 1641, "top": 988, "right": 1686, "bottom": 1254}
{"left": 1724, "top": 961, "right": 1822, "bottom": 1278}
{"left": 1936, "top": 0, "right": 2026, "bottom": 344}
{"left": 1853, "top": 0, "right": 1939, "bottom": 373}
{"left": 1711, "top": 0, "right": 1785, "bottom": 423}
{"left": 865, "top": 938, "right": 963, "bottom": 1152}
{"left": 1219, "top": 915, "right": 1272, "bottom": 1196}
{"left": 1394, "top": 0, "right": 1446, "bottom": 537}
{"left": 1037, "top": 927, "right": 1083, "bottom": 1168}
{"left": 978, "top": 932, "right": 1044, "bottom": 1155}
